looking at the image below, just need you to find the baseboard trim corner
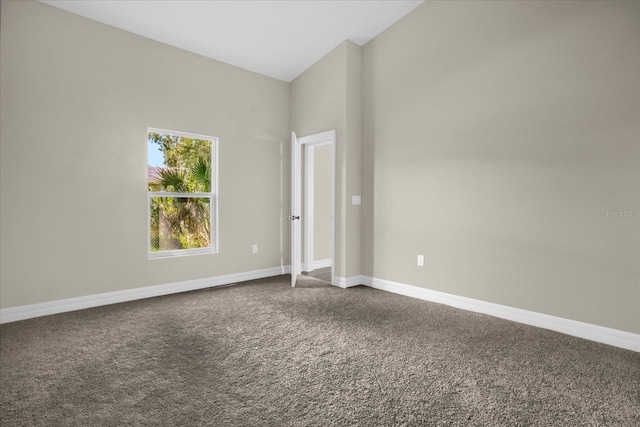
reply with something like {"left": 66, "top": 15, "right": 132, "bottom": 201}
{"left": 360, "top": 276, "right": 639, "bottom": 353}
{"left": 333, "top": 275, "right": 364, "bottom": 289}
{"left": 0, "top": 266, "right": 288, "bottom": 324}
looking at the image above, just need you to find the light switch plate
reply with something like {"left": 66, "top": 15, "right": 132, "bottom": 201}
{"left": 352, "top": 195, "right": 361, "bottom": 205}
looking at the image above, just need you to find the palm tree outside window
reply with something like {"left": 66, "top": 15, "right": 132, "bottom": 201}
{"left": 147, "top": 128, "right": 218, "bottom": 257}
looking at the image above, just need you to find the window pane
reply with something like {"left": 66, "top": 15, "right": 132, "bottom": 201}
{"left": 150, "top": 197, "right": 211, "bottom": 252}
{"left": 148, "top": 132, "right": 212, "bottom": 193}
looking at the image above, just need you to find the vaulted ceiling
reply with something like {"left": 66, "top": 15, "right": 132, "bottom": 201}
{"left": 41, "top": 0, "right": 424, "bottom": 82}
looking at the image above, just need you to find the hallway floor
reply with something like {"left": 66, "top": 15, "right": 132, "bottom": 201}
{"left": 302, "top": 266, "right": 331, "bottom": 283}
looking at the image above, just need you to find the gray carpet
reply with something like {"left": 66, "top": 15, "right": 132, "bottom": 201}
{"left": 1, "top": 275, "right": 638, "bottom": 426}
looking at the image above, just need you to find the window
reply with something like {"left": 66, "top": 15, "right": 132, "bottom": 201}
{"left": 147, "top": 128, "right": 217, "bottom": 257}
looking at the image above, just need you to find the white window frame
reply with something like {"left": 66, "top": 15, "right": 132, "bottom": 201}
{"left": 147, "top": 128, "right": 219, "bottom": 259}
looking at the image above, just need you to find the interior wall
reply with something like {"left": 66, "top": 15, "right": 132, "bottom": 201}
{"left": 290, "top": 40, "right": 362, "bottom": 279}
{"left": 313, "top": 144, "right": 332, "bottom": 263}
{"left": 345, "top": 42, "right": 363, "bottom": 279}
{"left": 362, "top": 0, "right": 640, "bottom": 333}
{"left": 0, "top": 1, "right": 290, "bottom": 308}
{"left": 3, "top": 0, "right": 637, "bottom": 336}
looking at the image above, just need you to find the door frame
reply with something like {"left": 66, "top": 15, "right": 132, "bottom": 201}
{"left": 292, "top": 129, "right": 336, "bottom": 286}
{"left": 303, "top": 140, "right": 333, "bottom": 273}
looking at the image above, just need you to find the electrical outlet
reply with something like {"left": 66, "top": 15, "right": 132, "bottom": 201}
{"left": 417, "top": 255, "right": 424, "bottom": 267}
{"left": 252, "top": 244, "right": 258, "bottom": 254}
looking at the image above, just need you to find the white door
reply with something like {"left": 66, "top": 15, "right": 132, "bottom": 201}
{"left": 290, "top": 131, "right": 301, "bottom": 287}
{"left": 291, "top": 129, "right": 336, "bottom": 288}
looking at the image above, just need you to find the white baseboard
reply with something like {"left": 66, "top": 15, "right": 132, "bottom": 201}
{"left": 0, "top": 266, "right": 289, "bottom": 324}
{"left": 302, "top": 259, "right": 332, "bottom": 272}
{"left": 333, "top": 275, "right": 364, "bottom": 289}
{"left": 4, "top": 268, "right": 636, "bottom": 352}
{"left": 360, "top": 276, "right": 640, "bottom": 353}
{"left": 313, "top": 259, "right": 332, "bottom": 269}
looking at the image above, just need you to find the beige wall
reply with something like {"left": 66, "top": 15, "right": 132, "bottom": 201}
{"left": 362, "top": 0, "right": 640, "bottom": 333}
{"left": 313, "top": 144, "right": 332, "bottom": 262}
{"left": 0, "top": 1, "right": 290, "bottom": 308}
{"left": 290, "top": 40, "right": 362, "bottom": 279}
{"left": 345, "top": 42, "right": 363, "bottom": 279}
{"left": 2, "top": 0, "right": 638, "bottom": 336}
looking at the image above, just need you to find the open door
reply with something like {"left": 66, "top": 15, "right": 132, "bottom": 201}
{"left": 290, "top": 131, "right": 301, "bottom": 287}
{"left": 290, "top": 129, "right": 336, "bottom": 288}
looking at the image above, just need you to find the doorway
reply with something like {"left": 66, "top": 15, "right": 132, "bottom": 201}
{"left": 302, "top": 142, "right": 332, "bottom": 282}
{"left": 290, "top": 130, "right": 336, "bottom": 287}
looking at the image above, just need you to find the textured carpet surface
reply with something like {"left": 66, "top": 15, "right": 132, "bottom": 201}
{"left": 1, "top": 275, "right": 639, "bottom": 426}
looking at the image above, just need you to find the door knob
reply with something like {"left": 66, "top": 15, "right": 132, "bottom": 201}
{"left": 287, "top": 215, "right": 300, "bottom": 220}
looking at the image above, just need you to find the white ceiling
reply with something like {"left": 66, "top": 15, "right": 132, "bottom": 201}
{"left": 41, "top": 0, "right": 423, "bottom": 82}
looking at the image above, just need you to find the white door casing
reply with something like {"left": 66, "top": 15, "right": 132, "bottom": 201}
{"left": 290, "top": 129, "right": 336, "bottom": 287}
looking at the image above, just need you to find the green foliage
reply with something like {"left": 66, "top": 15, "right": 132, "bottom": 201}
{"left": 190, "top": 157, "right": 211, "bottom": 193}
{"left": 156, "top": 168, "right": 189, "bottom": 192}
{"left": 148, "top": 133, "right": 212, "bottom": 171}
{"left": 148, "top": 133, "right": 213, "bottom": 252}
